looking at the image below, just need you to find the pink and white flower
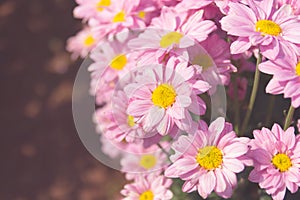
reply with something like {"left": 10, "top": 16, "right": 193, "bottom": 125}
{"left": 125, "top": 57, "right": 210, "bottom": 136}
{"left": 220, "top": 0, "right": 300, "bottom": 60}
{"left": 165, "top": 117, "right": 249, "bottom": 199}
{"left": 128, "top": 7, "right": 216, "bottom": 62}
{"left": 248, "top": 123, "right": 300, "bottom": 200}
{"left": 258, "top": 55, "right": 300, "bottom": 108}
{"left": 66, "top": 27, "right": 97, "bottom": 59}
{"left": 120, "top": 174, "right": 173, "bottom": 200}
{"left": 120, "top": 143, "right": 168, "bottom": 180}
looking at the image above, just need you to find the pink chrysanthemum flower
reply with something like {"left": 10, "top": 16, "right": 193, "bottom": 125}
{"left": 95, "top": 91, "right": 146, "bottom": 142}
{"left": 99, "top": 134, "right": 129, "bottom": 159}
{"left": 120, "top": 143, "right": 168, "bottom": 180}
{"left": 248, "top": 124, "right": 300, "bottom": 200}
{"left": 89, "top": 0, "right": 146, "bottom": 40}
{"left": 220, "top": 0, "right": 300, "bottom": 60}
{"left": 187, "top": 33, "right": 236, "bottom": 93}
{"left": 165, "top": 117, "right": 249, "bottom": 199}
{"left": 120, "top": 174, "right": 173, "bottom": 200}
{"left": 258, "top": 55, "right": 300, "bottom": 108}
{"left": 73, "top": 0, "right": 113, "bottom": 21}
{"left": 66, "top": 27, "right": 97, "bottom": 59}
{"left": 128, "top": 7, "right": 216, "bottom": 60}
{"left": 125, "top": 57, "right": 210, "bottom": 136}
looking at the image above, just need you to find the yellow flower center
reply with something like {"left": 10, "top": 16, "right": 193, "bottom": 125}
{"left": 272, "top": 153, "right": 292, "bottom": 172}
{"left": 139, "top": 190, "right": 154, "bottom": 200}
{"left": 127, "top": 115, "right": 135, "bottom": 127}
{"left": 196, "top": 146, "right": 223, "bottom": 170}
{"left": 139, "top": 155, "right": 157, "bottom": 169}
{"left": 255, "top": 20, "right": 282, "bottom": 36}
{"left": 295, "top": 62, "right": 300, "bottom": 76}
{"left": 160, "top": 32, "right": 183, "bottom": 48}
{"left": 113, "top": 11, "right": 126, "bottom": 23}
{"left": 110, "top": 54, "right": 127, "bottom": 70}
{"left": 151, "top": 84, "right": 176, "bottom": 108}
{"left": 192, "top": 54, "right": 214, "bottom": 71}
{"left": 84, "top": 35, "right": 95, "bottom": 47}
{"left": 138, "top": 11, "right": 146, "bottom": 19}
{"left": 96, "top": 0, "right": 111, "bottom": 12}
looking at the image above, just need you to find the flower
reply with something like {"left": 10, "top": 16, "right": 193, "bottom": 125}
{"left": 276, "top": 0, "right": 300, "bottom": 15}
{"left": 220, "top": 0, "right": 300, "bottom": 60}
{"left": 258, "top": 55, "right": 300, "bottom": 108}
{"left": 248, "top": 123, "right": 300, "bottom": 200}
{"left": 66, "top": 27, "right": 97, "bottom": 59}
{"left": 165, "top": 117, "right": 249, "bottom": 199}
{"left": 120, "top": 174, "right": 173, "bottom": 200}
{"left": 128, "top": 7, "right": 216, "bottom": 61}
{"left": 120, "top": 142, "right": 168, "bottom": 180}
{"left": 89, "top": 0, "right": 146, "bottom": 40}
{"left": 125, "top": 56, "right": 210, "bottom": 136}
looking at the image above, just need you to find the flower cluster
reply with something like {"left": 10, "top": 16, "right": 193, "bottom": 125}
{"left": 67, "top": 0, "right": 300, "bottom": 199}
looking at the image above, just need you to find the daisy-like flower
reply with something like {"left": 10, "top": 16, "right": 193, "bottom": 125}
{"left": 73, "top": 0, "right": 112, "bottom": 21}
{"left": 125, "top": 56, "right": 210, "bottom": 136}
{"left": 165, "top": 117, "right": 249, "bottom": 199}
{"left": 66, "top": 27, "right": 97, "bottom": 59}
{"left": 188, "top": 33, "right": 236, "bottom": 93}
{"left": 89, "top": 0, "right": 146, "bottom": 40}
{"left": 128, "top": 7, "right": 216, "bottom": 61}
{"left": 258, "top": 55, "right": 300, "bottom": 108}
{"left": 95, "top": 91, "right": 146, "bottom": 142}
{"left": 248, "top": 124, "right": 300, "bottom": 200}
{"left": 120, "top": 143, "right": 168, "bottom": 180}
{"left": 220, "top": 0, "right": 300, "bottom": 60}
{"left": 120, "top": 174, "right": 173, "bottom": 200}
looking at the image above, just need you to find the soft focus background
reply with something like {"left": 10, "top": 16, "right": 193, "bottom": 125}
{"left": 0, "top": 0, "right": 125, "bottom": 199}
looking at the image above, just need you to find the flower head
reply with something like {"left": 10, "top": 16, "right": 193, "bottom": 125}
{"left": 120, "top": 174, "right": 173, "bottom": 200}
{"left": 248, "top": 123, "right": 300, "bottom": 200}
{"left": 165, "top": 117, "right": 249, "bottom": 199}
{"left": 221, "top": 0, "right": 300, "bottom": 60}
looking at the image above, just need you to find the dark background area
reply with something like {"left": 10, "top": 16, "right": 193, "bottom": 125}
{"left": 0, "top": 0, "right": 124, "bottom": 199}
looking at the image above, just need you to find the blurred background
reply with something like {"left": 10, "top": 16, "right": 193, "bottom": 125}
{"left": 0, "top": 0, "right": 125, "bottom": 199}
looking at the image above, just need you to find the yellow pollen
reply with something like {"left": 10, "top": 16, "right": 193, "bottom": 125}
{"left": 196, "top": 146, "right": 223, "bottom": 170}
{"left": 296, "top": 62, "right": 300, "bottom": 76}
{"left": 96, "top": 0, "right": 111, "bottom": 12}
{"left": 113, "top": 11, "right": 126, "bottom": 23}
{"left": 255, "top": 20, "right": 282, "bottom": 36}
{"left": 272, "top": 153, "right": 292, "bottom": 172}
{"left": 151, "top": 84, "right": 176, "bottom": 108}
{"left": 160, "top": 32, "right": 183, "bottom": 48}
{"left": 139, "top": 155, "right": 157, "bottom": 169}
{"left": 110, "top": 54, "right": 127, "bottom": 70}
{"left": 84, "top": 35, "right": 95, "bottom": 47}
{"left": 192, "top": 54, "right": 214, "bottom": 71}
{"left": 127, "top": 115, "right": 135, "bottom": 127}
{"left": 138, "top": 11, "right": 146, "bottom": 19}
{"left": 139, "top": 190, "right": 154, "bottom": 200}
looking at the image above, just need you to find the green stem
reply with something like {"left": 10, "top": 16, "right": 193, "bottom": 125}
{"left": 284, "top": 104, "right": 295, "bottom": 130}
{"left": 240, "top": 53, "right": 262, "bottom": 135}
{"left": 157, "top": 143, "right": 170, "bottom": 157}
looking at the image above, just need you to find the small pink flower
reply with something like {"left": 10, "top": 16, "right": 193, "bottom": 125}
{"left": 188, "top": 33, "right": 236, "bottom": 93}
{"left": 220, "top": 0, "right": 300, "bottom": 60}
{"left": 248, "top": 124, "right": 300, "bottom": 200}
{"left": 120, "top": 174, "right": 173, "bottom": 200}
{"left": 120, "top": 143, "right": 168, "bottom": 180}
{"left": 125, "top": 56, "right": 210, "bottom": 136}
{"left": 258, "top": 55, "right": 300, "bottom": 108}
{"left": 99, "top": 134, "right": 129, "bottom": 159}
{"left": 165, "top": 117, "right": 249, "bottom": 199}
{"left": 89, "top": 0, "right": 146, "bottom": 40}
{"left": 128, "top": 7, "right": 216, "bottom": 59}
{"left": 66, "top": 27, "right": 97, "bottom": 59}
